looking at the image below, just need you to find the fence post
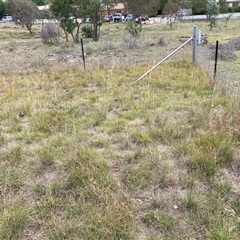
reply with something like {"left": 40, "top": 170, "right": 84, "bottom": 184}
{"left": 81, "top": 38, "right": 86, "bottom": 70}
{"left": 193, "top": 25, "right": 197, "bottom": 64}
{"left": 214, "top": 40, "right": 219, "bottom": 81}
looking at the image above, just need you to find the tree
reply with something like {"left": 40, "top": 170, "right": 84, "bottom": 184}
{"left": 124, "top": 0, "right": 159, "bottom": 21}
{"left": 39, "top": 8, "right": 53, "bottom": 29}
{"left": 126, "top": 21, "right": 142, "bottom": 38}
{"left": 83, "top": 0, "right": 102, "bottom": 42}
{"left": 159, "top": 0, "right": 168, "bottom": 15}
{"left": 10, "top": 0, "right": 39, "bottom": 35}
{"left": 191, "top": 0, "right": 208, "bottom": 15}
{"left": 71, "top": 0, "right": 88, "bottom": 42}
{"left": 218, "top": 0, "right": 228, "bottom": 14}
{"left": 4, "top": 0, "right": 10, "bottom": 14}
{"left": 0, "top": 0, "right": 6, "bottom": 19}
{"left": 32, "top": 0, "right": 46, "bottom": 5}
{"left": 179, "top": 0, "right": 192, "bottom": 11}
{"left": 206, "top": 0, "right": 219, "bottom": 29}
{"left": 162, "top": 0, "right": 180, "bottom": 29}
{"left": 49, "top": 0, "right": 76, "bottom": 42}
{"left": 123, "top": 0, "right": 158, "bottom": 40}
{"left": 49, "top": 0, "right": 116, "bottom": 43}
{"left": 78, "top": 0, "right": 116, "bottom": 42}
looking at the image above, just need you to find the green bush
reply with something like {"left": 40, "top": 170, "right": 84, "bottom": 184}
{"left": 126, "top": 21, "right": 142, "bottom": 38}
{"left": 227, "top": 7, "right": 233, "bottom": 13}
{"left": 82, "top": 25, "right": 93, "bottom": 38}
{"left": 235, "top": 6, "right": 240, "bottom": 12}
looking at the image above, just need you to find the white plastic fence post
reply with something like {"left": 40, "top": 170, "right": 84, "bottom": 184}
{"left": 198, "top": 30, "right": 201, "bottom": 45}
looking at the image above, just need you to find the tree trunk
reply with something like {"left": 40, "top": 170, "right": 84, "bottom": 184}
{"left": 26, "top": 23, "right": 33, "bottom": 36}
{"left": 75, "top": 23, "right": 82, "bottom": 43}
{"left": 63, "top": 29, "right": 68, "bottom": 42}
{"left": 93, "top": 11, "right": 100, "bottom": 42}
{"left": 70, "top": 32, "right": 75, "bottom": 42}
{"left": 108, "top": 7, "right": 111, "bottom": 24}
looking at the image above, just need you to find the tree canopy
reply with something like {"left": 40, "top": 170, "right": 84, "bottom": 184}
{"left": 32, "top": 0, "right": 46, "bottom": 6}
{"left": 10, "top": 0, "right": 39, "bottom": 35}
{"left": 124, "top": 0, "right": 159, "bottom": 17}
{"left": 0, "top": 0, "right": 6, "bottom": 18}
{"left": 206, "top": 0, "right": 219, "bottom": 29}
{"left": 218, "top": 0, "right": 228, "bottom": 13}
{"left": 49, "top": 0, "right": 117, "bottom": 42}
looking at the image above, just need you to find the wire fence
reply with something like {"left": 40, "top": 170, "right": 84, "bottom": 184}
{"left": 137, "top": 24, "right": 240, "bottom": 95}
{"left": 196, "top": 37, "right": 240, "bottom": 95}
{"left": 181, "top": 25, "right": 240, "bottom": 97}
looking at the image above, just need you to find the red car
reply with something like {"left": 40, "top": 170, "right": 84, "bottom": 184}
{"left": 104, "top": 15, "right": 113, "bottom": 22}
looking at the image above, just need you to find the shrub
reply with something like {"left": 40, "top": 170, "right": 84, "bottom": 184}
{"left": 206, "top": 0, "right": 220, "bottom": 30}
{"left": 157, "top": 36, "right": 167, "bottom": 46}
{"left": 126, "top": 21, "right": 142, "bottom": 38}
{"left": 81, "top": 25, "right": 93, "bottom": 38}
{"left": 41, "top": 23, "right": 60, "bottom": 44}
{"left": 123, "top": 35, "right": 137, "bottom": 49}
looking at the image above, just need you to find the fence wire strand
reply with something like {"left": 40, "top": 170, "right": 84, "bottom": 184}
{"left": 196, "top": 42, "right": 240, "bottom": 95}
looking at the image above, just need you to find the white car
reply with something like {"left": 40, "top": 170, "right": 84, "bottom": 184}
{"left": 125, "top": 14, "right": 133, "bottom": 21}
{"left": 112, "top": 13, "right": 124, "bottom": 22}
{"left": 2, "top": 16, "right": 13, "bottom": 22}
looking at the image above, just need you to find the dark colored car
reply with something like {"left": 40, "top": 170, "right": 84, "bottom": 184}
{"left": 141, "top": 14, "right": 149, "bottom": 21}
{"left": 136, "top": 14, "right": 149, "bottom": 24}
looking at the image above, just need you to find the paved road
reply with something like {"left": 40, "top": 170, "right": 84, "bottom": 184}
{"left": 183, "top": 12, "right": 240, "bottom": 20}
{"left": 148, "top": 12, "right": 240, "bottom": 24}
{"left": 1, "top": 13, "right": 240, "bottom": 24}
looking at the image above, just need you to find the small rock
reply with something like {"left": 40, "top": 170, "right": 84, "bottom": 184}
{"left": 19, "top": 112, "right": 25, "bottom": 117}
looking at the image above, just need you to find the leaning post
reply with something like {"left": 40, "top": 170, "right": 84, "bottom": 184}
{"left": 81, "top": 38, "right": 86, "bottom": 70}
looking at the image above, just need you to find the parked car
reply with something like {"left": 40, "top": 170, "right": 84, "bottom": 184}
{"left": 112, "top": 13, "right": 124, "bottom": 22}
{"left": 104, "top": 15, "right": 113, "bottom": 22}
{"left": 135, "top": 17, "right": 141, "bottom": 24}
{"left": 125, "top": 14, "right": 133, "bottom": 21}
{"left": 2, "top": 15, "right": 13, "bottom": 22}
{"left": 136, "top": 14, "right": 149, "bottom": 24}
{"left": 141, "top": 14, "right": 149, "bottom": 22}
{"left": 86, "top": 17, "right": 92, "bottom": 23}
{"left": 83, "top": 16, "right": 92, "bottom": 23}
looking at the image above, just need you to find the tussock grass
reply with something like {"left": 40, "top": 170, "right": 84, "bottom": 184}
{"left": 178, "top": 132, "right": 235, "bottom": 177}
{"left": 0, "top": 203, "right": 30, "bottom": 240}
{"left": 0, "top": 19, "right": 240, "bottom": 239}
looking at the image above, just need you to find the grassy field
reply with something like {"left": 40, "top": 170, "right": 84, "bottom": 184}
{"left": 0, "top": 18, "right": 240, "bottom": 239}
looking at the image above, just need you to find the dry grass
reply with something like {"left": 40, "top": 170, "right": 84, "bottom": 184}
{"left": 0, "top": 18, "right": 240, "bottom": 239}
